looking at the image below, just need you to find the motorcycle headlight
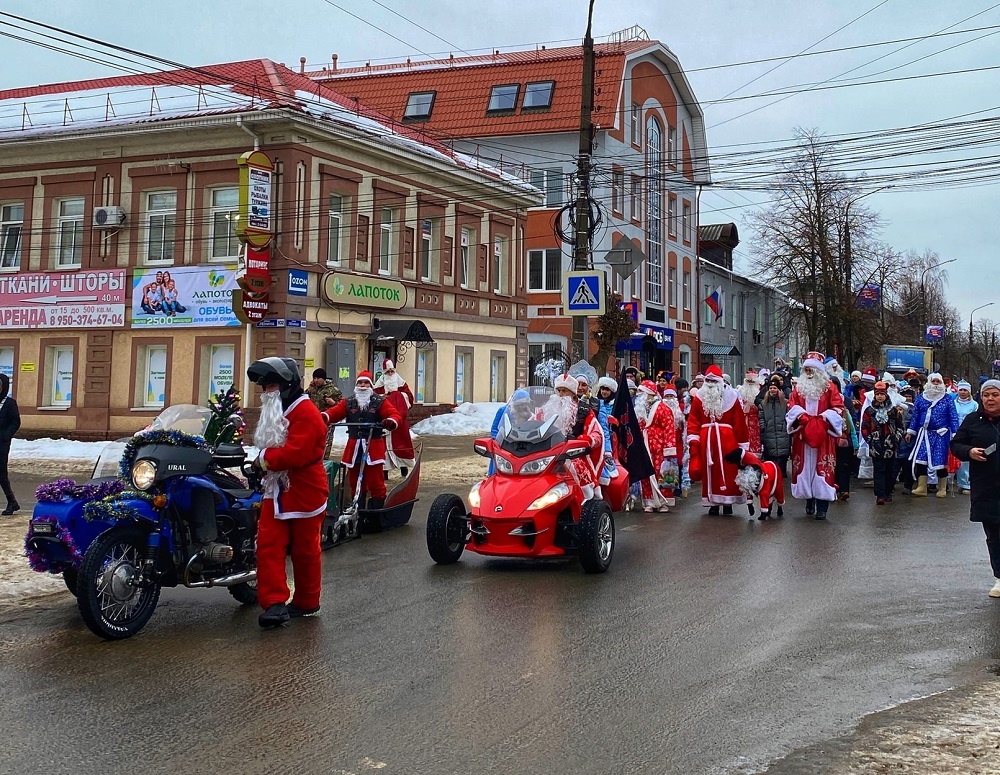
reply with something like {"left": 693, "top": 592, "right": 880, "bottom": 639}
{"left": 493, "top": 454, "right": 514, "bottom": 475}
{"left": 131, "top": 460, "right": 157, "bottom": 491}
{"left": 468, "top": 481, "right": 482, "bottom": 509}
{"left": 527, "top": 482, "right": 570, "bottom": 511}
{"left": 519, "top": 455, "right": 555, "bottom": 476}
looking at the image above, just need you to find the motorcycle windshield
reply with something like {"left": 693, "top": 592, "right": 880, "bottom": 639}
{"left": 495, "top": 386, "right": 571, "bottom": 457}
{"left": 148, "top": 404, "right": 213, "bottom": 436}
{"left": 92, "top": 441, "right": 128, "bottom": 479}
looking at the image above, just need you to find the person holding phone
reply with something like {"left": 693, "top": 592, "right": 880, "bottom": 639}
{"left": 951, "top": 379, "right": 1000, "bottom": 598}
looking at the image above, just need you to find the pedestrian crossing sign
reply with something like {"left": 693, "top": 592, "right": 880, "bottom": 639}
{"left": 563, "top": 271, "right": 605, "bottom": 316}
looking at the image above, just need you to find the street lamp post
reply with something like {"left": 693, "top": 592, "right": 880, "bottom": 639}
{"left": 919, "top": 258, "right": 957, "bottom": 346}
{"left": 843, "top": 185, "right": 891, "bottom": 368}
{"left": 969, "top": 302, "right": 995, "bottom": 377}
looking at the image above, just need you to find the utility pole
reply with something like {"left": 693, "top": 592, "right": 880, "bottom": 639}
{"left": 570, "top": 0, "right": 597, "bottom": 363}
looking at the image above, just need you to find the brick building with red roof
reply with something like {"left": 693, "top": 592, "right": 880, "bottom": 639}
{"left": 315, "top": 30, "right": 711, "bottom": 382}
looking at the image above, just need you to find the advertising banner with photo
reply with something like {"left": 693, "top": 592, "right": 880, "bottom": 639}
{"left": 0, "top": 269, "right": 126, "bottom": 329}
{"left": 132, "top": 265, "right": 240, "bottom": 328}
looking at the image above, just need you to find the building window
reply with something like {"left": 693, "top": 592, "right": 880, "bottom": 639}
{"left": 210, "top": 187, "right": 240, "bottom": 259}
{"left": 487, "top": 84, "right": 520, "bottom": 112}
{"left": 492, "top": 236, "right": 506, "bottom": 294}
{"left": 528, "top": 248, "right": 561, "bottom": 291}
{"left": 683, "top": 270, "right": 691, "bottom": 311}
{"left": 403, "top": 91, "right": 435, "bottom": 120}
{"left": 416, "top": 348, "right": 436, "bottom": 403}
{"left": 611, "top": 169, "right": 623, "bottom": 215}
{"left": 145, "top": 191, "right": 176, "bottom": 265}
{"left": 455, "top": 348, "right": 474, "bottom": 403}
{"left": 420, "top": 218, "right": 435, "bottom": 282}
{"left": 0, "top": 203, "right": 23, "bottom": 270}
{"left": 669, "top": 266, "right": 677, "bottom": 309}
{"left": 56, "top": 198, "right": 84, "bottom": 268}
{"left": 522, "top": 80, "right": 555, "bottom": 109}
{"left": 668, "top": 125, "right": 677, "bottom": 167}
{"left": 0, "top": 347, "right": 14, "bottom": 390}
{"left": 731, "top": 294, "right": 738, "bottom": 330}
{"left": 327, "top": 194, "right": 344, "bottom": 266}
{"left": 490, "top": 352, "right": 507, "bottom": 402}
{"left": 679, "top": 345, "right": 691, "bottom": 382}
{"left": 529, "top": 168, "right": 565, "bottom": 207}
{"left": 682, "top": 202, "right": 692, "bottom": 243}
{"left": 646, "top": 117, "right": 663, "bottom": 305}
{"left": 630, "top": 175, "right": 641, "bottom": 222}
{"left": 379, "top": 208, "right": 394, "bottom": 275}
{"left": 46, "top": 345, "right": 74, "bottom": 407}
{"left": 668, "top": 196, "right": 677, "bottom": 238}
{"left": 631, "top": 103, "right": 641, "bottom": 146}
{"left": 203, "top": 343, "right": 236, "bottom": 404}
{"left": 138, "top": 344, "right": 167, "bottom": 409}
{"left": 459, "top": 228, "right": 473, "bottom": 289}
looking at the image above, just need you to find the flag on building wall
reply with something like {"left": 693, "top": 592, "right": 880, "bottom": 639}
{"left": 705, "top": 286, "right": 723, "bottom": 320}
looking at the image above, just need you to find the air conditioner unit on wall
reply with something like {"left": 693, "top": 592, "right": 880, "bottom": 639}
{"left": 93, "top": 206, "right": 127, "bottom": 228}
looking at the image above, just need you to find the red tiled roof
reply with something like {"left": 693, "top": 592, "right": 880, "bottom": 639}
{"left": 313, "top": 42, "right": 656, "bottom": 137}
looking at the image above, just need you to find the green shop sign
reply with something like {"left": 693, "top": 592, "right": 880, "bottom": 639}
{"left": 321, "top": 272, "right": 407, "bottom": 310}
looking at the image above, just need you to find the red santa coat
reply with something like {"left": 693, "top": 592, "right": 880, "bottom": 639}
{"left": 375, "top": 381, "right": 416, "bottom": 463}
{"left": 686, "top": 388, "right": 750, "bottom": 505}
{"left": 741, "top": 398, "right": 763, "bottom": 456}
{"left": 640, "top": 398, "right": 677, "bottom": 478}
{"left": 260, "top": 395, "right": 329, "bottom": 520}
{"left": 785, "top": 386, "right": 844, "bottom": 501}
{"left": 323, "top": 395, "right": 401, "bottom": 468}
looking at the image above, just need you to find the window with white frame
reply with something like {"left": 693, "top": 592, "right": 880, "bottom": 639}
{"left": 668, "top": 196, "right": 677, "bottom": 238}
{"left": 668, "top": 125, "right": 677, "bottom": 167}
{"left": 529, "top": 168, "right": 565, "bottom": 207}
{"left": 528, "top": 248, "right": 561, "bottom": 291}
{"left": 56, "top": 198, "right": 84, "bottom": 268}
{"left": 327, "top": 194, "right": 344, "bottom": 266}
{"left": 631, "top": 103, "right": 641, "bottom": 146}
{"left": 379, "top": 208, "right": 394, "bottom": 275}
{"left": 459, "top": 228, "right": 473, "bottom": 288}
{"left": 210, "top": 187, "right": 240, "bottom": 259}
{"left": 46, "top": 345, "right": 73, "bottom": 407}
{"left": 145, "top": 191, "right": 176, "bottom": 264}
{"left": 669, "top": 266, "right": 677, "bottom": 309}
{"left": 683, "top": 270, "right": 691, "bottom": 311}
{"left": 630, "top": 175, "right": 641, "bottom": 221}
{"left": 679, "top": 345, "right": 691, "bottom": 382}
{"left": 646, "top": 117, "right": 663, "bottom": 305}
{"left": 415, "top": 348, "right": 436, "bottom": 403}
{"left": 731, "top": 294, "right": 738, "bottom": 330}
{"left": 611, "top": 169, "right": 623, "bottom": 214}
{"left": 0, "top": 203, "right": 23, "bottom": 270}
{"left": 420, "top": 218, "right": 435, "bottom": 282}
{"left": 138, "top": 344, "right": 167, "bottom": 409}
{"left": 682, "top": 202, "right": 691, "bottom": 242}
{"left": 0, "top": 347, "right": 13, "bottom": 389}
{"left": 492, "top": 236, "right": 505, "bottom": 294}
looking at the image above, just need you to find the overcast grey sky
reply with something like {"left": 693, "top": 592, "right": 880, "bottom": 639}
{"left": 2, "top": 0, "right": 999, "bottom": 331}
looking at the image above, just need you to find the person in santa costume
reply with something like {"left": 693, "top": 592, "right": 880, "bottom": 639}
{"left": 737, "top": 368, "right": 764, "bottom": 456}
{"left": 247, "top": 357, "right": 330, "bottom": 629}
{"left": 374, "top": 358, "right": 416, "bottom": 479}
{"left": 728, "top": 447, "right": 785, "bottom": 519}
{"left": 634, "top": 380, "right": 676, "bottom": 511}
{"left": 537, "top": 374, "right": 604, "bottom": 500}
{"left": 686, "top": 364, "right": 750, "bottom": 515}
{"left": 323, "top": 371, "right": 401, "bottom": 511}
{"left": 905, "top": 371, "right": 960, "bottom": 497}
{"left": 785, "top": 352, "right": 845, "bottom": 519}
{"left": 661, "top": 385, "right": 686, "bottom": 501}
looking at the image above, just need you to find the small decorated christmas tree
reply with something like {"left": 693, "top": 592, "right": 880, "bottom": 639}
{"left": 204, "top": 385, "right": 243, "bottom": 445}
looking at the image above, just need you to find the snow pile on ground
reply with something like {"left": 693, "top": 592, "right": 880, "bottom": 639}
{"left": 411, "top": 402, "right": 503, "bottom": 436}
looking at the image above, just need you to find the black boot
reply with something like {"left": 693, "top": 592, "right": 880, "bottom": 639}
{"left": 367, "top": 497, "right": 384, "bottom": 511}
{"left": 707, "top": 506, "right": 720, "bottom": 516}
{"left": 722, "top": 505, "right": 734, "bottom": 516}
{"left": 258, "top": 604, "right": 290, "bottom": 629}
{"left": 400, "top": 467, "right": 408, "bottom": 478}
{"left": 2, "top": 501, "right": 20, "bottom": 516}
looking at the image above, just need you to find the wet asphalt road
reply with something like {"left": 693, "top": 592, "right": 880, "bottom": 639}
{"left": 2, "top": 464, "right": 1000, "bottom": 775}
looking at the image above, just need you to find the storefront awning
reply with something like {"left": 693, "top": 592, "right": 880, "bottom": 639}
{"left": 367, "top": 319, "right": 434, "bottom": 343}
{"left": 700, "top": 343, "right": 741, "bottom": 357}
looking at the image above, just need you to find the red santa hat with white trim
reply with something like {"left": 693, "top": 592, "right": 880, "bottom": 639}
{"left": 382, "top": 358, "right": 395, "bottom": 371}
{"left": 703, "top": 364, "right": 725, "bottom": 383}
{"left": 356, "top": 370, "right": 374, "bottom": 385}
{"left": 802, "top": 351, "right": 826, "bottom": 371}
{"left": 553, "top": 373, "right": 579, "bottom": 393}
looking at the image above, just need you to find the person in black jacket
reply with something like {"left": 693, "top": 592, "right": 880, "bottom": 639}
{"left": 0, "top": 373, "right": 21, "bottom": 515}
{"left": 950, "top": 379, "right": 1000, "bottom": 598}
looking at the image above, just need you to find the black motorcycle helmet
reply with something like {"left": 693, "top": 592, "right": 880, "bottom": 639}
{"left": 247, "top": 357, "right": 303, "bottom": 408}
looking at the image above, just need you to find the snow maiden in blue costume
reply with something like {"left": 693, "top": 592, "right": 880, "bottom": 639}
{"left": 594, "top": 376, "right": 619, "bottom": 485}
{"left": 906, "top": 372, "right": 960, "bottom": 497}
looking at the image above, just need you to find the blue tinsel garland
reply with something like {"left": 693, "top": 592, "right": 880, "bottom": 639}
{"left": 117, "top": 428, "right": 206, "bottom": 481}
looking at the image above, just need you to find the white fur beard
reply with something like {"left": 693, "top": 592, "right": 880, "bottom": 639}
{"left": 355, "top": 387, "right": 373, "bottom": 409}
{"left": 738, "top": 383, "right": 758, "bottom": 405}
{"left": 633, "top": 393, "right": 650, "bottom": 418}
{"left": 699, "top": 382, "right": 725, "bottom": 418}
{"left": 254, "top": 390, "right": 289, "bottom": 449}
{"left": 543, "top": 395, "right": 577, "bottom": 435}
{"left": 735, "top": 466, "right": 762, "bottom": 499}
{"left": 923, "top": 384, "right": 945, "bottom": 401}
{"left": 381, "top": 374, "right": 401, "bottom": 392}
{"left": 797, "top": 373, "right": 829, "bottom": 402}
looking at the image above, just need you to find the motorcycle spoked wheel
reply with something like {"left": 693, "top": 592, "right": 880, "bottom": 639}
{"left": 77, "top": 527, "right": 162, "bottom": 640}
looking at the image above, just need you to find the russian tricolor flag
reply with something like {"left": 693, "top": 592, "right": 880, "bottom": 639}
{"left": 705, "top": 286, "right": 723, "bottom": 320}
